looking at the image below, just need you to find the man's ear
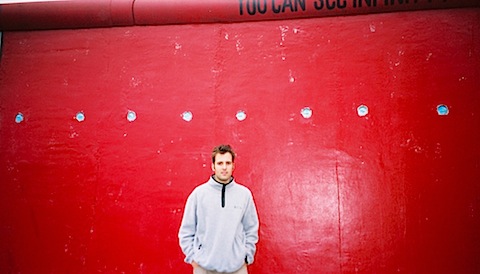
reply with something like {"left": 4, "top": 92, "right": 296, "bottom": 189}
{"left": 211, "top": 163, "right": 215, "bottom": 172}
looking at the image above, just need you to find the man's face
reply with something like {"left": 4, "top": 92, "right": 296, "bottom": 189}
{"left": 212, "top": 152, "right": 235, "bottom": 184}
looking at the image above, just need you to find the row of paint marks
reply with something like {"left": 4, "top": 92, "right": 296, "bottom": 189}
{"left": 12, "top": 105, "right": 450, "bottom": 124}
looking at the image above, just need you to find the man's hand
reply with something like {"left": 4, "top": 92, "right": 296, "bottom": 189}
{"left": 191, "top": 261, "right": 199, "bottom": 268}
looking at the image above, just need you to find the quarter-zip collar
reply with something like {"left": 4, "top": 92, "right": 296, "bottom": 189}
{"left": 209, "top": 175, "right": 234, "bottom": 208}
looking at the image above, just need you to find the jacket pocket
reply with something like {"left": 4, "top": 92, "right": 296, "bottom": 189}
{"left": 233, "top": 233, "right": 247, "bottom": 260}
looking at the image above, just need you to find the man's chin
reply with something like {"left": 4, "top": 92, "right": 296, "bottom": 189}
{"left": 216, "top": 175, "right": 231, "bottom": 183}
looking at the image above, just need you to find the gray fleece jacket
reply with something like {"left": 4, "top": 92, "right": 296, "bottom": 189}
{"left": 178, "top": 176, "right": 259, "bottom": 273}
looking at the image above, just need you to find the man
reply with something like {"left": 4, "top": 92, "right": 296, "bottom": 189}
{"left": 178, "top": 144, "right": 259, "bottom": 274}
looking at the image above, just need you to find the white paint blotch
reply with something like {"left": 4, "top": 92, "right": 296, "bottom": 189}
{"left": 181, "top": 111, "right": 193, "bottom": 122}
{"left": 130, "top": 76, "right": 141, "bottom": 87}
{"left": 301, "top": 107, "right": 312, "bottom": 119}
{"left": 357, "top": 105, "right": 369, "bottom": 117}
{"left": 279, "top": 25, "right": 289, "bottom": 45}
{"left": 236, "top": 40, "right": 244, "bottom": 53}
{"left": 236, "top": 110, "right": 247, "bottom": 121}
{"left": 289, "top": 69, "right": 295, "bottom": 83}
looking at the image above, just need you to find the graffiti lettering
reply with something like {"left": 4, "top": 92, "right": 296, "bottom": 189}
{"left": 239, "top": 0, "right": 453, "bottom": 16}
{"left": 239, "top": 0, "right": 306, "bottom": 15}
{"left": 353, "top": 0, "right": 377, "bottom": 8}
{"left": 313, "top": 0, "right": 347, "bottom": 10}
{"left": 272, "top": 0, "right": 306, "bottom": 13}
{"left": 239, "top": 0, "right": 268, "bottom": 15}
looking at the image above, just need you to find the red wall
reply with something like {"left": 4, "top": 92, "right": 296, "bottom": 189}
{"left": 1, "top": 8, "right": 479, "bottom": 273}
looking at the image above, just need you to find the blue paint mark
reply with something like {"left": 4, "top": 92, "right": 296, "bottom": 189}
{"left": 15, "top": 113, "right": 24, "bottom": 123}
{"left": 76, "top": 112, "right": 85, "bottom": 122}
{"left": 127, "top": 110, "right": 137, "bottom": 122}
{"left": 437, "top": 104, "right": 449, "bottom": 116}
{"left": 301, "top": 107, "right": 312, "bottom": 119}
{"left": 357, "top": 105, "right": 369, "bottom": 117}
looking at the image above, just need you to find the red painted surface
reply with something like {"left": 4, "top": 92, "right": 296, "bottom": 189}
{"left": 1, "top": 7, "right": 480, "bottom": 274}
{"left": 1, "top": 0, "right": 479, "bottom": 30}
{"left": 0, "top": 0, "right": 134, "bottom": 30}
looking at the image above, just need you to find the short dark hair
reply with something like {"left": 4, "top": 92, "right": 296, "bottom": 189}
{"left": 212, "top": 144, "right": 236, "bottom": 163}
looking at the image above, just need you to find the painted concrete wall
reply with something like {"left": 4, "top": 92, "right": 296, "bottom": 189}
{"left": 1, "top": 8, "right": 479, "bottom": 273}
{"left": 1, "top": 0, "right": 478, "bottom": 31}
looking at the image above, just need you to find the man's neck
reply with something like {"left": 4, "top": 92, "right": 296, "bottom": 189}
{"left": 212, "top": 175, "right": 233, "bottom": 184}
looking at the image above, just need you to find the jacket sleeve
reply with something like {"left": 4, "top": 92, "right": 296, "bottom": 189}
{"left": 242, "top": 192, "right": 259, "bottom": 265}
{"left": 178, "top": 190, "right": 197, "bottom": 264}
